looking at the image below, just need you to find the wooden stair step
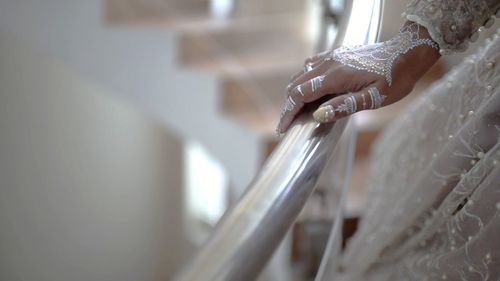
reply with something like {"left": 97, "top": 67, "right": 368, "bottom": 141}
{"left": 178, "top": 15, "right": 313, "bottom": 75}
{"left": 221, "top": 71, "right": 296, "bottom": 134}
{"left": 106, "top": 0, "right": 307, "bottom": 31}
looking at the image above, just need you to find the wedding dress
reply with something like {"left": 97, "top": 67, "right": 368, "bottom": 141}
{"left": 328, "top": 0, "right": 500, "bottom": 280}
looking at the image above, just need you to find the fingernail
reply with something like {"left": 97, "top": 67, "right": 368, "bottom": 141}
{"left": 275, "top": 127, "right": 282, "bottom": 136}
{"left": 313, "top": 105, "right": 335, "bottom": 123}
{"left": 276, "top": 121, "right": 284, "bottom": 135}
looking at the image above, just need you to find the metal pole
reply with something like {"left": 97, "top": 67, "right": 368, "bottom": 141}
{"left": 172, "top": 1, "right": 383, "bottom": 280}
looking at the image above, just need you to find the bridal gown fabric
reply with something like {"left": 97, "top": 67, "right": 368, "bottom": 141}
{"left": 327, "top": 1, "right": 500, "bottom": 280}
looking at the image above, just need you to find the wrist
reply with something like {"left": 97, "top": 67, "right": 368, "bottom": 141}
{"left": 404, "top": 21, "right": 440, "bottom": 59}
{"left": 397, "top": 22, "right": 441, "bottom": 82}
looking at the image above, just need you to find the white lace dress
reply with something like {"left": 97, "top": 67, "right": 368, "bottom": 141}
{"left": 331, "top": 1, "right": 500, "bottom": 280}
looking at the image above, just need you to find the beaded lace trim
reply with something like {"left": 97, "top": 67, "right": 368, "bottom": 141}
{"left": 329, "top": 23, "right": 439, "bottom": 86}
{"left": 405, "top": 0, "right": 500, "bottom": 52}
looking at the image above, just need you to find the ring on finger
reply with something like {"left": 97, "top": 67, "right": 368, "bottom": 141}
{"left": 361, "top": 93, "right": 367, "bottom": 110}
{"left": 313, "top": 86, "right": 387, "bottom": 123}
{"left": 368, "top": 87, "right": 386, "bottom": 109}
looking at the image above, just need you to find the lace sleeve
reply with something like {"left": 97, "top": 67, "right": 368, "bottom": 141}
{"left": 405, "top": 0, "right": 500, "bottom": 53}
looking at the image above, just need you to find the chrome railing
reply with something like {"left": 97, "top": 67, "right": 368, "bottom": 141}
{"left": 172, "top": 1, "right": 383, "bottom": 280}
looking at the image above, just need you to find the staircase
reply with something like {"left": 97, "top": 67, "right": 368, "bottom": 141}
{"left": 103, "top": 0, "right": 445, "bottom": 218}
{"left": 0, "top": 0, "right": 446, "bottom": 280}
{"left": 105, "top": 0, "right": 315, "bottom": 134}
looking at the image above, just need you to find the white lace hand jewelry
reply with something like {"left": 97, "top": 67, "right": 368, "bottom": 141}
{"left": 311, "top": 75, "right": 325, "bottom": 93}
{"left": 329, "top": 23, "right": 438, "bottom": 86}
{"left": 313, "top": 87, "right": 386, "bottom": 123}
{"left": 281, "top": 96, "right": 296, "bottom": 116}
{"left": 277, "top": 96, "right": 296, "bottom": 134}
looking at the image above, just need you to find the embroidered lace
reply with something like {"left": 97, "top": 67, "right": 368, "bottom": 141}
{"left": 405, "top": 0, "right": 500, "bottom": 52}
{"left": 330, "top": 23, "right": 438, "bottom": 86}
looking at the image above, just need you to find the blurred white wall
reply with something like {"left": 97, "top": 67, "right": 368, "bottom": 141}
{"left": 379, "top": 0, "right": 407, "bottom": 41}
{"left": 0, "top": 32, "right": 194, "bottom": 281}
{"left": 0, "top": 0, "right": 262, "bottom": 195}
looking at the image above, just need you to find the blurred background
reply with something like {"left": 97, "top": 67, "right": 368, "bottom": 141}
{"left": 0, "top": 0, "right": 498, "bottom": 280}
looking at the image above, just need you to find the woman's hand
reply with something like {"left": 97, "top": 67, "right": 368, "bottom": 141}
{"left": 276, "top": 22, "right": 441, "bottom": 134}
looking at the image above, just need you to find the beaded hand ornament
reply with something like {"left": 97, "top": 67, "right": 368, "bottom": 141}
{"left": 278, "top": 23, "right": 439, "bottom": 132}
{"left": 313, "top": 87, "right": 386, "bottom": 123}
{"left": 329, "top": 23, "right": 439, "bottom": 86}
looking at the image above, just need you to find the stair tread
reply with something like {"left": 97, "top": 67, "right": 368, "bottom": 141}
{"left": 178, "top": 14, "right": 313, "bottom": 76}
{"left": 106, "top": 0, "right": 306, "bottom": 31}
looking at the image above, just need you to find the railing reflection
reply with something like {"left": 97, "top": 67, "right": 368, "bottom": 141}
{"left": 172, "top": 1, "right": 383, "bottom": 280}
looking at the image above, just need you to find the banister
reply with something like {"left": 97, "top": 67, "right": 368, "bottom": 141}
{"left": 172, "top": 1, "right": 383, "bottom": 280}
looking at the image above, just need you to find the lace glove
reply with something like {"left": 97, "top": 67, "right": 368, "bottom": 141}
{"left": 405, "top": 0, "right": 500, "bottom": 53}
{"left": 277, "top": 23, "right": 440, "bottom": 133}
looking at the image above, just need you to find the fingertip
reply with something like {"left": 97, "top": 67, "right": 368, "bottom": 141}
{"left": 312, "top": 93, "right": 357, "bottom": 123}
{"left": 276, "top": 116, "right": 288, "bottom": 135}
{"left": 275, "top": 127, "right": 283, "bottom": 137}
{"left": 276, "top": 124, "right": 288, "bottom": 136}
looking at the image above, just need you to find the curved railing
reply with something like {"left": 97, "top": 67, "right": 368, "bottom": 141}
{"left": 172, "top": 1, "right": 383, "bottom": 280}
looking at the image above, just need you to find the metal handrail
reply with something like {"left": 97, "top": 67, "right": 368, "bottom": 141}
{"left": 172, "top": 1, "right": 383, "bottom": 280}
